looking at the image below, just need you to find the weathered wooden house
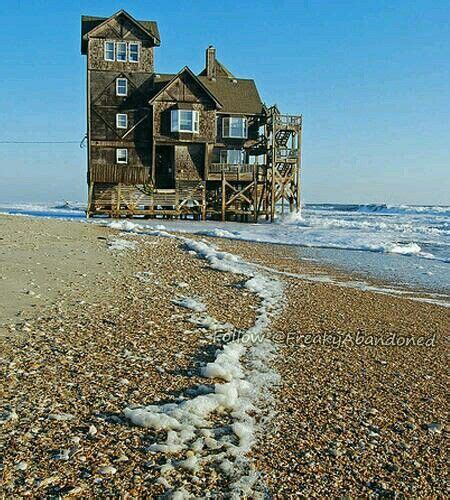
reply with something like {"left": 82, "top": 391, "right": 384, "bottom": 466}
{"left": 81, "top": 10, "right": 302, "bottom": 221}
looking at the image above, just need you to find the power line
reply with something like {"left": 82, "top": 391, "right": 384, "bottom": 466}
{"left": 0, "top": 140, "right": 80, "bottom": 144}
{"left": 0, "top": 135, "right": 87, "bottom": 148}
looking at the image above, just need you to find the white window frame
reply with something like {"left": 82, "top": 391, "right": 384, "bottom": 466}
{"left": 171, "top": 109, "right": 199, "bottom": 133}
{"left": 116, "top": 78, "right": 128, "bottom": 96}
{"left": 220, "top": 149, "right": 245, "bottom": 164}
{"left": 116, "top": 113, "right": 128, "bottom": 129}
{"left": 128, "top": 42, "right": 140, "bottom": 63}
{"left": 104, "top": 41, "right": 115, "bottom": 61}
{"left": 116, "top": 41, "right": 127, "bottom": 62}
{"left": 116, "top": 148, "right": 128, "bottom": 164}
{"left": 222, "top": 116, "right": 248, "bottom": 139}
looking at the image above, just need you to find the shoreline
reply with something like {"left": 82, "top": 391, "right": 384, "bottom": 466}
{"left": 1, "top": 201, "right": 449, "bottom": 296}
{"left": 1, "top": 215, "right": 447, "bottom": 496}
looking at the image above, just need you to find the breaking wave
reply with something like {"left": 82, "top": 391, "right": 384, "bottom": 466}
{"left": 308, "top": 203, "right": 450, "bottom": 217}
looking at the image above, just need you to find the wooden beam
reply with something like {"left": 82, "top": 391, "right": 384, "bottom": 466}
{"left": 221, "top": 171, "right": 226, "bottom": 221}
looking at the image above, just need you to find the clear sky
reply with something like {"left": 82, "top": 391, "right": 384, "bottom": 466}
{"left": 0, "top": 0, "right": 449, "bottom": 205}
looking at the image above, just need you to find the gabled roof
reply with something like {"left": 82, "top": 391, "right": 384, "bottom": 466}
{"left": 199, "top": 77, "right": 263, "bottom": 115}
{"left": 81, "top": 10, "right": 160, "bottom": 54}
{"left": 198, "top": 59, "right": 234, "bottom": 78}
{"left": 149, "top": 67, "right": 222, "bottom": 109}
{"left": 149, "top": 72, "right": 264, "bottom": 115}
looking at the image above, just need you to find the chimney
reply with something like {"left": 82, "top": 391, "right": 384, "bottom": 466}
{"left": 206, "top": 45, "right": 216, "bottom": 79}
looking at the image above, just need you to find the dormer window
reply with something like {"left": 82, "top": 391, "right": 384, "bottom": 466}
{"left": 171, "top": 110, "right": 199, "bottom": 133}
{"left": 129, "top": 42, "right": 140, "bottom": 62}
{"left": 116, "top": 78, "right": 128, "bottom": 96}
{"left": 116, "top": 42, "right": 127, "bottom": 62}
{"left": 104, "top": 41, "right": 115, "bottom": 61}
{"left": 222, "top": 117, "right": 248, "bottom": 139}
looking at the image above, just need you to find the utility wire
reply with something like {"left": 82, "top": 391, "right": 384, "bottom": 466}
{"left": 0, "top": 141, "right": 80, "bottom": 144}
{"left": 0, "top": 134, "right": 87, "bottom": 148}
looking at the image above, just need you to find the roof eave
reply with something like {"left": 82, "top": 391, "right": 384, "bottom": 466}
{"left": 81, "top": 10, "right": 160, "bottom": 52}
{"left": 149, "top": 67, "right": 223, "bottom": 109}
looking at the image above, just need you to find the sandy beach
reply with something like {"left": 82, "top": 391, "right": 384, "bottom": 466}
{"left": 1, "top": 214, "right": 447, "bottom": 497}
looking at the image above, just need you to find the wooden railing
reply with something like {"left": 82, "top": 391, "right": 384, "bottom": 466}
{"left": 208, "top": 163, "right": 255, "bottom": 181}
{"left": 273, "top": 114, "right": 302, "bottom": 127}
{"left": 209, "top": 163, "right": 254, "bottom": 174}
{"left": 90, "top": 165, "right": 150, "bottom": 184}
{"left": 275, "top": 148, "right": 299, "bottom": 160}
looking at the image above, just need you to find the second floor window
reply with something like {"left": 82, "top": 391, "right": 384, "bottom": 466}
{"left": 104, "top": 41, "right": 115, "bottom": 61}
{"left": 222, "top": 116, "right": 248, "bottom": 139}
{"left": 116, "top": 78, "right": 128, "bottom": 96}
{"left": 116, "top": 148, "right": 128, "bottom": 164}
{"left": 116, "top": 113, "right": 128, "bottom": 129}
{"left": 116, "top": 42, "right": 127, "bottom": 62}
{"left": 171, "top": 109, "right": 199, "bottom": 133}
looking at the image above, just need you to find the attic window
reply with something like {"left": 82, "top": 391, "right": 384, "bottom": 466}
{"left": 171, "top": 110, "right": 199, "bottom": 133}
{"left": 222, "top": 117, "right": 248, "bottom": 139}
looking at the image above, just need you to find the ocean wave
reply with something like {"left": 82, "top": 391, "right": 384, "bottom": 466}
{"left": 307, "top": 203, "right": 450, "bottom": 217}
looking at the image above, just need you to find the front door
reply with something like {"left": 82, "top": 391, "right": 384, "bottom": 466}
{"left": 155, "top": 146, "right": 175, "bottom": 189}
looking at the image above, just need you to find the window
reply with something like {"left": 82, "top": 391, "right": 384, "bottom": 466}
{"left": 171, "top": 109, "right": 199, "bottom": 133}
{"left": 116, "top": 42, "right": 127, "bottom": 62}
{"left": 129, "top": 42, "right": 140, "bottom": 62}
{"left": 116, "top": 78, "right": 128, "bottom": 96}
{"left": 222, "top": 116, "right": 248, "bottom": 139}
{"left": 104, "top": 41, "right": 139, "bottom": 62}
{"left": 104, "top": 41, "right": 115, "bottom": 61}
{"left": 116, "top": 113, "right": 128, "bottom": 129}
{"left": 116, "top": 148, "right": 128, "bottom": 164}
{"left": 219, "top": 149, "right": 245, "bottom": 164}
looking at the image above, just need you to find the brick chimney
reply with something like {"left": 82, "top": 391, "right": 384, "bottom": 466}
{"left": 206, "top": 45, "right": 216, "bottom": 79}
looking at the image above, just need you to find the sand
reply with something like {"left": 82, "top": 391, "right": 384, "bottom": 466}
{"left": 1, "top": 215, "right": 447, "bottom": 497}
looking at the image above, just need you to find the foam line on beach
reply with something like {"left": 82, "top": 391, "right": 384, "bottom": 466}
{"left": 115, "top": 223, "right": 284, "bottom": 496}
{"left": 105, "top": 220, "right": 450, "bottom": 308}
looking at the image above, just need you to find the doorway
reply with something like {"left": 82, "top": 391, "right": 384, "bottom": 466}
{"left": 155, "top": 145, "right": 175, "bottom": 189}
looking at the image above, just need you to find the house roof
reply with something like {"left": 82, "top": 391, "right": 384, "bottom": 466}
{"left": 198, "top": 59, "right": 234, "bottom": 78}
{"left": 81, "top": 10, "right": 160, "bottom": 54}
{"left": 149, "top": 67, "right": 222, "bottom": 109}
{"left": 199, "top": 77, "right": 263, "bottom": 115}
{"left": 149, "top": 73, "right": 263, "bottom": 115}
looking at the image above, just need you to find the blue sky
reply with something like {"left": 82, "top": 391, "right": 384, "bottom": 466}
{"left": 0, "top": 0, "right": 449, "bottom": 205}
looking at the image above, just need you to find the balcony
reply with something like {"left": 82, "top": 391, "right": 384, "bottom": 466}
{"left": 273, "top": 114, "right": 302, "bottom": 129}
{"left": 274, "top": 148, "right": 299, "bottom": 162}
{"left": 207, "top": 163, "right": 255, "bottom": 182}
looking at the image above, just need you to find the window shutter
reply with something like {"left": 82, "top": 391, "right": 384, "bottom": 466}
{"left": 171, "top": 110, "right": 179, "bottom": 132}
{"left": 223, "top": 117, "right": 230, "bottom": 137}
{"left": 193, "top": 111, "right": 199, "bottom": 133}
{"left": 243, "top": 118, "right": 248, "bottom": 138}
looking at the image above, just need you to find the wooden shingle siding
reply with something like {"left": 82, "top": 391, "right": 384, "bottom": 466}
{"left": 90, "top": 165, "right": 150, "bottom": 184}
{"left": 90, "top": 146, "right": 151, "bottom": 171}
{"left": 175, "top": 144, "right": 204, "bottom": 180}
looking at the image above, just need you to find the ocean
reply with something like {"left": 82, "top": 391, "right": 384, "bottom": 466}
{"left": 1, "top": 202, "right": 449, "bottom": 295}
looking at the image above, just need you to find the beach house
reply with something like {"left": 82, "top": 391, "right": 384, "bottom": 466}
{"left": 81, "top": 10, "right": 302, "bottom": 221}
